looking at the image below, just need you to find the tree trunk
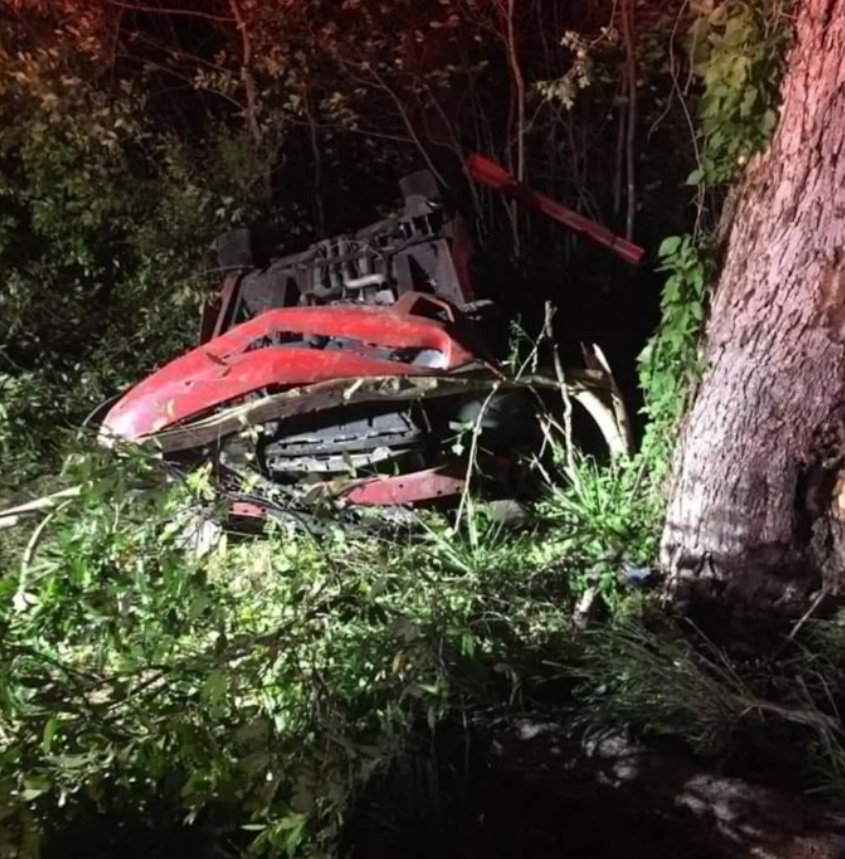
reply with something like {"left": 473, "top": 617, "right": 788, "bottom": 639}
{"left": 659, "top": 0, "right": 845, "bottom": 611}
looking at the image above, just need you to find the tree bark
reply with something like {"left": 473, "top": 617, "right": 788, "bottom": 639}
{"left": 660, "top": 0, "right": 845, "bottom": 611}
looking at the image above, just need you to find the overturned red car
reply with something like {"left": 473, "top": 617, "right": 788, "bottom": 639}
{"left": 96, "top": 158, "right": 642, "bottom": 531}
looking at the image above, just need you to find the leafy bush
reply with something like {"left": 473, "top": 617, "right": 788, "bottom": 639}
{"left": 0, "top": 41, "right": 269, "bottom": 484}
{"left": 0, "top": 449, "right": 603, "bottom": 857}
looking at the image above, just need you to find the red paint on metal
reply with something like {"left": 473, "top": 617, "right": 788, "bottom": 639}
{"left": 224, "top": 467, "right": 467, "bottom": 522}
{"left": 229, "top": 500, "right": 267, "bottom": 519}
{"left": 467, "top": 153, "right": 645, "bottom": 265}
{"left": 102, "top": 292, "right": 478, "bottom": 442}
{"left": 340, "top": 466, "right": 467, "bottom": 505}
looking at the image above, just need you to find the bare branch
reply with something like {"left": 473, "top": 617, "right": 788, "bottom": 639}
{"left": 342, "top": 59, "right": 450, "bottom": 189}
{"left": 103, "top": 0, "right": 236, "bottom": 24}
{"left": 227, "top": 0, "right": 271, "bottom": 199}
{"left": 503, "top": 0, "right": 526, "bottom": 184}
{"left": 621, "top": 0, "right": 637, "bottom": 241}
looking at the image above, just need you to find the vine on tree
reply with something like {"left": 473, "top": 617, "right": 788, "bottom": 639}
{"left": 638, "top": 0, "right": 792, "bottom": 465}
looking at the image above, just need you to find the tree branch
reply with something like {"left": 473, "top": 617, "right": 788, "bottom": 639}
{"left": 227, "top": 0, "right": 271, "bottom": 200}
{"left": 621, "top": 0, "right": 637, "bottom": 241}
{"left": 304, "top": 89, "right": 325, "bottom": 235}
{"left": 103, "top": 0, "right": 236, "bottom": 24}
{"left": 342, "top": 61, "right": 449, "bottom": 189}
{"left": 503, "top": 0, "right": 526, "bottom": 184}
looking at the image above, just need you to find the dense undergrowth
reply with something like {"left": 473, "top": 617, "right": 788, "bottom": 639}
{"left": 2, "top": 1, "right": 836, "bottom": 856}
{"left": 3, "top": 439, "right": 845, "bottom": 858}
{"left": 0, "top": 442, "right": 649, "bottom": 856}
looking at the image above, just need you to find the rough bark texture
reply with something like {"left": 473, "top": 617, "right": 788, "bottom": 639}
{"left": 660, "top": 0, "right": 845, "bottom": 610}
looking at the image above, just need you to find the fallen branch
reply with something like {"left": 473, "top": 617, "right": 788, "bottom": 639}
{"left": 581, "top": 342, "right": 635, "bottom": 455}
{"left": 0, "top": 486, "right": 83, "bottom": 530}
{"left": 124, "top": 368, "right": 612, "bottom": 454}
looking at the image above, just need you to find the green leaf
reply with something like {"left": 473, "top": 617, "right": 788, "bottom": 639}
{"left": 663, "top": 278, "right": 681, "bottom": 304}
{"left": 201, "top": 669, "right": 228, "bottom": 706}
{"left": 41, "top": 716, "right": 60, "bottom": 754}
{"left": 657, "top": 236, "right": 682, "bottom": 258}
{"left": 761, "top": 108, "right": 778, "bottom": 134}
{"left": 21, "top": 775, "right": 51, "bottom": 802}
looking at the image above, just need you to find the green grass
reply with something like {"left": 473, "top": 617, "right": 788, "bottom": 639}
{"left": 2, "top": 445, "right": 845, "bottom": 858}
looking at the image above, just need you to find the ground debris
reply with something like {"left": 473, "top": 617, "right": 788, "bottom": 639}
{"left": 486, "top": 721, "right": 845, "bottom": 859}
